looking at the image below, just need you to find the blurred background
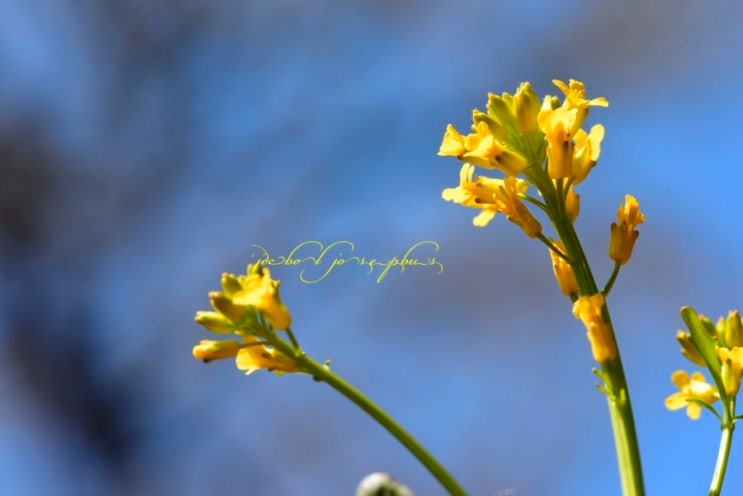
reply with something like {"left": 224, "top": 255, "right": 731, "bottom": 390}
{"left": 1, "top": 0, "right": 742, "bottom": 494}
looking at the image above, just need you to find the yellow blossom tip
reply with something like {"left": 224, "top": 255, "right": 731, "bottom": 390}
{"left": 572, "top": 294, "right": 616, "bottom": 362}
{"left": 192, "top": 339, "right": 241, "bottom": 362}
{"left": 716, "top": 346, "right": 743, "bottom": 396}
{"left": 665, "top": 370, "right": 719, "bottom": 419}
{"left": 438, "top": 124, "right": 467, "bottom": 157}
{"left": 609, "top": 195, "right": 645, "bottom": 265}
{"left": 236, "top": 337, "right": 299, "bottom": 375}
{"left": 548, "top": 240, "right": 578, "bottom": 297}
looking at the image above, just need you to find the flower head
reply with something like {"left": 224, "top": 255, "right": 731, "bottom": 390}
{"left": 438, "top": 78, "right": 608, "bottom": 230}
{"left": 193, "top": 264, "right": 297, "bottom": 375}
{"left": 665, "top": 370, "right": 719, "bottom": 419}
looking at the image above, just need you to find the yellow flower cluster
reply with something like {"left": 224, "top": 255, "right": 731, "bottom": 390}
{"left": 193, "top": 264, "right": 298, "bottom": 375}
{"left": 438, "top": 79, "right": 607, "bottom": 233}
{"left": 667, "top": 310, "right": 743, "bottom": 419}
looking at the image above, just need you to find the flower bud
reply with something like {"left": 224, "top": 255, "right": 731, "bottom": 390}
{"left": 209, "top": 291, "right": 250, "bottom": 322}
{"left": 195, "top": 311, "right": 235, "bottom": 334}
{"left": 676, "top": 330, "right": 706, "bottom": 366}
{"left": 192, "top": 339, "right": 241, "bottom": 362}
{"left": 512, "top": 81, "right": 540, "bottom": 133}
{"left": 723, "top": 311, "right": 743, "bottom": 348}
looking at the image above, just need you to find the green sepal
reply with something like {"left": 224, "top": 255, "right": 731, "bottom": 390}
{"left": 680, "top": 306, "right": 728, "bottom": 404}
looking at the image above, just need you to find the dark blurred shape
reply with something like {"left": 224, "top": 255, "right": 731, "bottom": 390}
{"left": 0, "top": 118, "right": 52, "bottom": 251}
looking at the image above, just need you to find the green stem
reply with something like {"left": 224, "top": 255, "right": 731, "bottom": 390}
{"left": 601, "top": 355, "right": 645, "bottom": 496}
{"left": 271, "top": 339, "right": 467, "bottom": 496}
{"left": 602, "top": 261, "right": 621, "bottom": 296}
{"left": 709, "top": 401, "right": 735, "bottom": 496}
{"left": 550, "top": 207, "right": 645, "bottom": 496}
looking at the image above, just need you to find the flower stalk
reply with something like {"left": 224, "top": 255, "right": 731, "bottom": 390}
{"left": 192, "top": 264, "right": 466, "bottom": 495}
{"left": 668, "top": 307, "right": 743, "bottom": 495}
{"left": 269, "top": 338, "right": 467, "bottom": 496}
{"left": 438, "top": 79, "right": 645, "bottom": 495}
{"left": 709, "top": 407, "right": 734, "bottom": 496}
{"left": 551, "top": 188, "right": 644, "bottom": 496}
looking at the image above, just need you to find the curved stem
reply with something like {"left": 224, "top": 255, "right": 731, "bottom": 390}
{"left": 271, "top": 339, "right": 467, "bottom": 496}
{"left": 602, "top": 261, "right": 621, "bottom": 296}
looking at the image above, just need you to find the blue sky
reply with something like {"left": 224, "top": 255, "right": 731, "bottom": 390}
{"left": 1, "top": 1, "right": 743, "bottom": 495}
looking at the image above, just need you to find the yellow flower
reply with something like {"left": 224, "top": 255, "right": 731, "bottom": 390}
{"left": 192, "top": 336, "right": 297, "bottom": 375}
{"left": 609, "top": 195, "right": 645, "bottom": 265}
{"left": 442, "top": 164, "right": 541, "bottom": 236}
{"left": 535, "top": 80, "right": 607, "bottom": 182}
{"left": 717, "top": 346, "right": 743, "bottom": 396}
{"left": 438, "top": 124, "right": 467, "bottom": 157}
{"left": 721, "top": 311, "right": 743, "bottom": 348}
{"left": 571, "top": 124, "right": 604, "bottom": 185}
{"left": 665, "top": 370, "right": 719, "bottom": 419}
{"left": 231, "top": 267, "right": 292, "bottom": 329}
{"left": 194, "top": 311, "right": 235, "bottom": 334}
{"left": 552, "top": 79, "right": 608, "bottom": 110}
{"left": 572, "top": 294, "right": 616, "bottom": 362}
{"left": 549, "top": 240, "right": 578, "bottom": 297}
{"left": 676, "top": 331, "right": 706, "bottom": 366}
{"left": 236, "top": 336, "right": 298, "bottom": 375}
{"left": 461, "top": 122, "right": 529, "bottom": 175}
{"left": 193, "top": 265, "right": 300, "bottom": 376}
{"left": 538, "top": 106, "right": 578, "bottom": 179}
{"left": 495, "top": 176, "right": 542, "bottom": 237}
{"left": 442, "top": 163, "right": 500, "bottom": 226}
{"left": 565, "top": 185, "right": 580, "bottom": 222}
{"left": 512, "top": 81, "right": 541, "bottom": 133}
{"left": 193, "top": 339, "right": 242, "bottom": 362}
